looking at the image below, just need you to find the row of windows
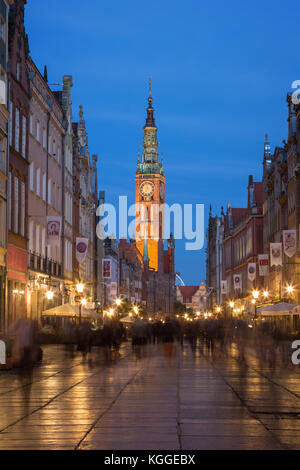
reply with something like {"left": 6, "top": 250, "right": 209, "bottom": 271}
{"left": 29, "top": 114, "right": 61, "bottom": 164}
{"left": 28, "top": 220, "right": 46, "bottom": 257}
{"left": 29, "top": 162, "right": 61, "bottom": 211}
{"left": 28, "top": 221, "right": 59, "bottom": 261}
{"left": 9, "top": 102, "right": 26, "bottom": 158}
{"left": 8, "top": 172, "right": 25, "bottom": 237}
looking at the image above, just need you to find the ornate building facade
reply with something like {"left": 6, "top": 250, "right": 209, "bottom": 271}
{"left": 26, "top": 57, "right": 65, "bottom": 321}
{"left": 0, "top": 0, "right": 13, "bottom": 332}
{"left": 72, "top": 106, "right": 96, "bottom": 303}
{"left": 6, "top": 0, "right": 30, "bottom": 327}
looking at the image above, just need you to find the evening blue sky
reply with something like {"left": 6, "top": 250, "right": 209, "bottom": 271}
{"left": 26, "top": 0, "right": 300, "bottom": 285}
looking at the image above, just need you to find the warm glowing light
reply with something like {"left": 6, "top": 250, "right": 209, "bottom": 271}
{"left": 76, "top": 283, "right": 84, "bottom": 293}
{"left": 81, "top": 298, "right": 87, "bottom": 305}
{"left": 263, "top": 291, "right": 269, "bottom": 298}
{"left": 115, "top": 298, "right": 122, "bottom": 307}
{"left": 13, "top": 289, "right": 19, "bottom": 294}
{"left": 251, "top": 299, "right": 256, "bottom": 304}
{"left": 229, "top": 301, "right": 234, "bottom": 308}
{"left": 149, "top": 317, "right": 152, "bottom": 321}
{"left": 133, "top": 306, "right": 139, "bottom": 314}
{"left": 252, "top": 290, "right": 259, "bottom": 299}
{"left": 196, "top": 311, "right": 200, "bottom": 316}
{"left": 46, "top": 290, "right": 54, "bottom": 300}
{"left": 237, "top": 308, "right": 241, "bottom": 313}
{"left": 129, "top": 312, "right": 133, "bottom": 317}
{"left": 286, "top": 285, "right": 294, "bottom": 294}
{"left": 216, "top": 306, "right": 221, "bottom": 313}
{"left": 233, "top": 309, "right": 237, "bottom": 313}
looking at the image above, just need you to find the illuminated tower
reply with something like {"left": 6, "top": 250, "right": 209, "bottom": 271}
{"left": 135, "top": 79, "right": 165, "bottom": 271}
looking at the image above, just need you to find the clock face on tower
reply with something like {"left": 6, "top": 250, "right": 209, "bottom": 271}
{"left": 139, "top": 180, "right": 155, "bottom": 198}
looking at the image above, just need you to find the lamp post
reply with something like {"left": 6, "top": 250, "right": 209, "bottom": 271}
{"left": 76, "top": 283, "right": 85, "bottom": 324}
{"left": 252, "top": 290, "right": 259, "bottom": 320}
{"left": 115, "top": 297, "right": 122, "bottom": 318}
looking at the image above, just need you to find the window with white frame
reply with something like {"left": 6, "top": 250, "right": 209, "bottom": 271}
{"left": 43, "top": 128, "right": 46, "bottom": 148}
{"left": 29, "top": 161, "right": 34, "bottom": 191}
{"left": 21, "top": 115, "right": 26, "bottom": 158}
{"left": 36, "top": 120, "right": 40, "bottom": 143}
{"left": 47, "top": 178, "right": 51, "bottom": 205}
{"left": 42, "top": 172, "right": 46, "bottom": 201}
{"left": 20, "top": 181, "right": 25, "bottom": 237}
{"left": 9, "top": 101, "right": 12, "bottom": 146}
{"left": 41, "top": 227, "right": 45, "bottom": 257}
{"left": 14, "top": 176, "right": 18, "bottom": 233}
{"left": 36, "top": 167, "right": 40, "bottom": 197}
{"left": 15, "top": 108, "right": 19, "bottom": 152}
{"left": 35, "top": 224, "right": 40, "bottom": 254}
{"left": 29, "top": 220, "right": 34, "bottom": 252}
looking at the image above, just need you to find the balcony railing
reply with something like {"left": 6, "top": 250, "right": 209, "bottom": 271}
{"left": 29, "top": 251, "right": 62, "bottom": 277}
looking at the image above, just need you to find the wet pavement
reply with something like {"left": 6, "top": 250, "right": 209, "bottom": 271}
{"left": 0, "top": 340, "right": 300, "bottom": 449}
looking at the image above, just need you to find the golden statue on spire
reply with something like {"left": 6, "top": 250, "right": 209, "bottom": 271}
{"left": 149, "top": 75, "right": 152, "bottom": 97}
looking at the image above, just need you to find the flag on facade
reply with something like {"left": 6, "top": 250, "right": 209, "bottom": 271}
{"left": 258, "top": 254, "right": 269, "bottom": 276}
{"left": 248, "top": 263, "right": 256, "bottom": 282}
{"left": 46, "top": 216, "right": 62, "bottom": 246}
{"left": 102, "top": 259, "right": 111, "bottom": 279}
{"left": 233, "top": 274, "right": 242, "bottom": 291}
{"left": 283, "top": 230, "right": 297, "bottom": 258}
{"left": 270, "top": 243, "right": 282, "bottom": 266}
{"left": 221, "top": 280, "right": 227, "bottom": 294}
{"left": 76, "top": 238, "right": 89, "bottom": 263}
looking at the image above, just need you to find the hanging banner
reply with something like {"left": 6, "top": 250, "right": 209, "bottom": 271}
{"left": 258, "top": 254, "right": 269, "bottom": 276}
{"left": 76, "top": 238, "right": 89, "bottom": 263}
{"left": 270, "top": 243, "right": 282, "bottom": 266}
{"left": 102, "top": 259, "right": 111, "bottom": 279}
{"left": 248, "top": 263, "right": 256, "bottom": 282}
{"left": 233, "top": 274, "right": 242, "bottom": 291}
{"left": 283, "top": 230, "right": 297, "bottom": 258}
{"left": 221, "top": 280, "right": 227, "bottom": 295}
{"left": 46, "top": 216, "right": 62, "bottom": 246}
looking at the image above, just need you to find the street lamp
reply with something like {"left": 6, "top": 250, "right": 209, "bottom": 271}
{"left": 46, "top": 290, "right": 54, "bottom": 300}
{"left": 133, "top": 305, "right": 139, "bottom": 315}
{"left": 252, "top": 290, "right": 259, "bottom": 300}
{"left": 286, "top": 285, "right": 294, "bottom": 295}
{"left": 76, "top": 283, "right": 85, "bottom": 324}
{"left": 76, "top": 283, "right": 84, "bottom": 294}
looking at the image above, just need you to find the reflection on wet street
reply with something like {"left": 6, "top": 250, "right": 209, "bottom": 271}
{"left": 1, "top": 340, "right": 300, "bottom": 449}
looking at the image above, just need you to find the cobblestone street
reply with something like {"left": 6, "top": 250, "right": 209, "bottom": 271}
{"left": 0, "top": 341, "right": 300, "bottom": 450}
